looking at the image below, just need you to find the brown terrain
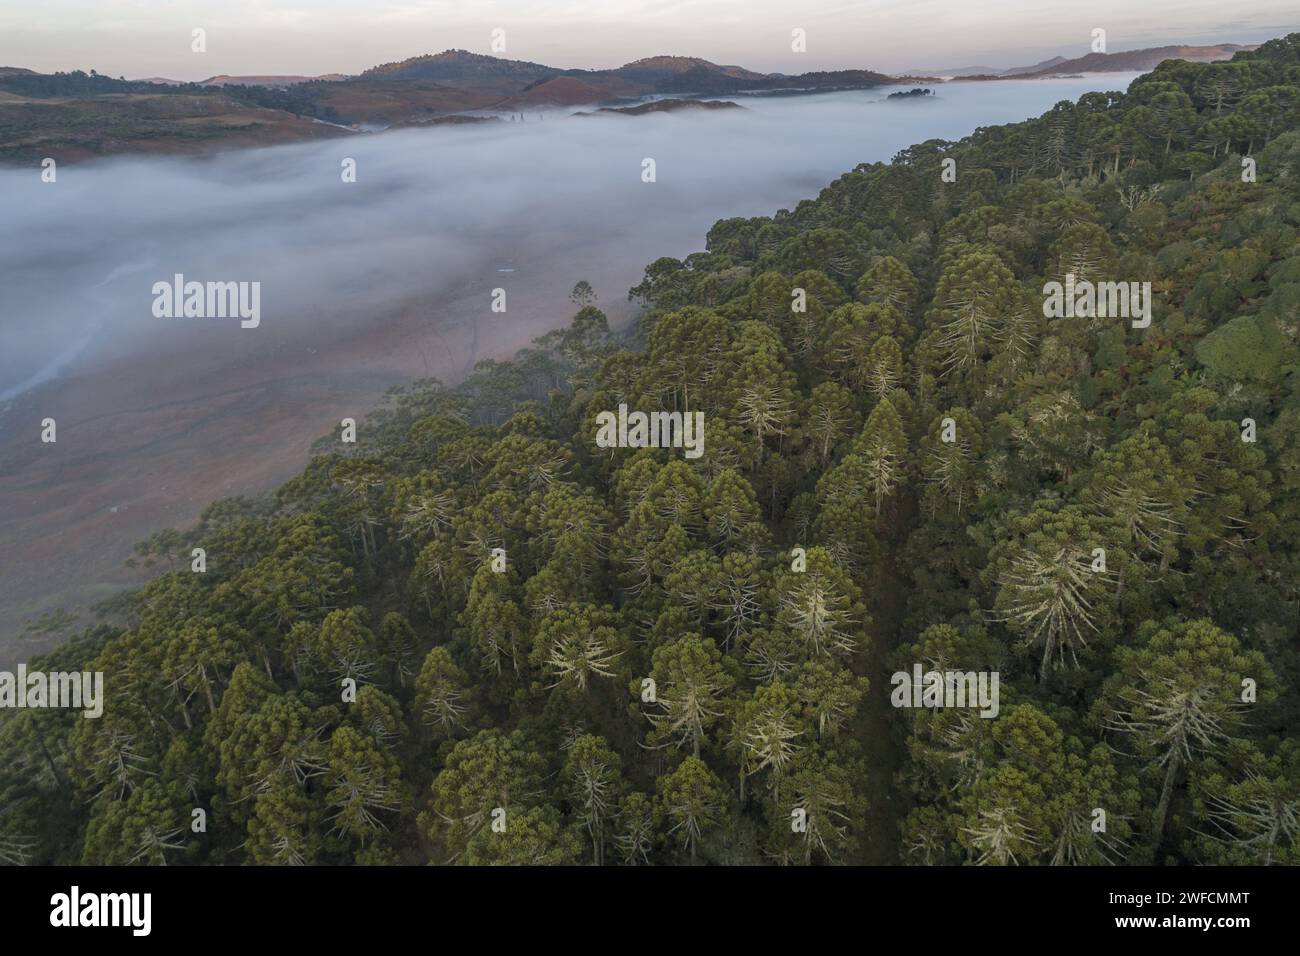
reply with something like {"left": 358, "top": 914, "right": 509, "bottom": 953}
{"left": 0, "top": 91, "right": 355, "bottom": 163}
{"left": 1020, "top": 43, "right": 1254, "bottom": 75}
{"left": 952, "top": 43, "right": 1253, "bottom": 80}
{"left": 489, "top": 75, "right": 637, "bottom": 110}
{"left": 0, "top": 242, "right": 644, "bottom": 668}
{"left": 309, "top": 79, "right": 501, "bottom": 125}
{"left": 0, "top": 49, "right": 909, "bottom": 163}
{"left": 388, "top": 114, "right": 503, "bottom": 129}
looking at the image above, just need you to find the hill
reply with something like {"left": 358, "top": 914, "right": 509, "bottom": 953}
{"left": 1000, "top": 55, "right": 1068, "bottom": 76}
{"left": 361, "top": 49, "right": 558, "bottom": 93}
{"left": 200, "top": 74, "right": 349, "bottom": 87}
{"left": 490, "top": 74, "right": 628, "bottom": 109}
{"left": 0, "top": 89, "right": 352, "bottom": 164}
{"left": 302, "top": 78, "right": 499, "bottom": 126}
{"left": 614, "top": 54, "right": 766, "bottom": 83}
{"left": 933, "top": 46, "right": 1248, "bottom": 81}
{"left": 1019, "top": 43, "right": 1252, "bottom": 75}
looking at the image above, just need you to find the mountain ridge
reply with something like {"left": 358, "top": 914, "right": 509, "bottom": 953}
{"left": 0, "top": 40, "right": 1264, "bottom": 161}
{"left": 919, "top": 43, "right": 1249, "bottom": 79}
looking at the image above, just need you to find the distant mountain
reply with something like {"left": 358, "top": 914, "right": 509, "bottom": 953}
{"left": 133, "top": 74, "right": 347, "bottom": 87}
{"left": 0, "top": 48, "right": 912, "bottom": 142}
{"left": 609, "top": 57, "right": 892, "bottom": 94}
{"left": 1013, "top": 43, "right": 1251, "bottom": 76}
{"left": 613, "top": 55, "right": 766, "bottom": 84}
{"left": 351, "top": 50, "right": 894, "bottom": 101}
{"left": 908, "top": 58, "right": 1065, "bottom": 78}
{"left": 927, "top": 44, "right": 1246, "bottom": 81}
{"left": 1000, "top": 56, "right": 1068, "bottom": 76}
{"left": 362, "top": 50, "right": 557, "bottom": 90}
{"left": 200, "top": 74, "right": 348, "bottom": 87}
{"left": 908, "top": 65, "right": 1001, "bottom": 78}
{"left": 769, "top": 69, "right": 895, "bottom": 90}
{"left": 3, "top": 39, "right": 1254, "bottom": 162}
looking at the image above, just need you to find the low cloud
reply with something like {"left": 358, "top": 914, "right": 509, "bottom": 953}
{"left": 0, "top": 76, "right": 1135, "bottom": 404}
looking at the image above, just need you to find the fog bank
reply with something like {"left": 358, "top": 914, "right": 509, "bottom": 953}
{"left": 0, "top": 75, "right": 1138, "bottom": 402}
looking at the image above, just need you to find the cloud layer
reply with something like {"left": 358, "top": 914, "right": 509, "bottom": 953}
{"left": 0, "top": 74, "right": 1139, "bottom": 406}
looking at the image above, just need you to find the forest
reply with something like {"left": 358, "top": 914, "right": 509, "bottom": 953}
{"left": 0, "top": 70, "right": 343, "bottom": 122}
{"left": 2, "top": 34, "right": 1299, "bottom": 866}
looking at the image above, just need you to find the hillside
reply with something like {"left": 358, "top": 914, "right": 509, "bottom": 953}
{"left": 614, "top": 55, "right": 767, "bottom": 83}
{"left": 912, "top": 61, "right": 1074, "bottom": 79}
{"left": 200, "top": 74, "right": 349, "bottom": 87}
{"left": 304, "top": 78, "right": 500, "bottom": 126}
{"left": 490, "top": 75, "right": 626, "bottom": 109}
{"left": 2, "top": 34, "right": 1298, "bottom": 866}
{"left": 1000, "top": 55, "right": 1068, "bottom": 76}
{"left": 1019, "top": 42, "right": 1253, "bottom": 76}
{"left": 361, "top": 49, "right": 558, "bottom": 92}
{"left": 0, "top": 90, "right": 352, "bottom": 164}
{"left": 0, "top": 48, "right": 906, "bottom": 156}
{"left": 936, "top": 45, "right": 1250, "bottom": 81}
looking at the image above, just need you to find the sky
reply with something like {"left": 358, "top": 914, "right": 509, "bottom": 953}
{"left": 0, "top": 0, "right": 1295, "bottom": 79}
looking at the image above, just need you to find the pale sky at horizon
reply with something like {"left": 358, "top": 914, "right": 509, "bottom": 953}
{"left": 0, "top": 0, "right": 1296, "bottom": 80}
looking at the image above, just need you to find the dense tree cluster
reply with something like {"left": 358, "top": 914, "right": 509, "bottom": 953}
{"left": 3, "top": 36, "right": 1299, "bottom": 865}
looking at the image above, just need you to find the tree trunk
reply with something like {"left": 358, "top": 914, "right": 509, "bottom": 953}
{"left": 1152, "top": 753, "right": 1182, "bottom": 850}
{"left": 201, "top": 668, "right": 216, "bottom": 714}
{"left": 33, "top": 723, "right": 68, "bottom": 790}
